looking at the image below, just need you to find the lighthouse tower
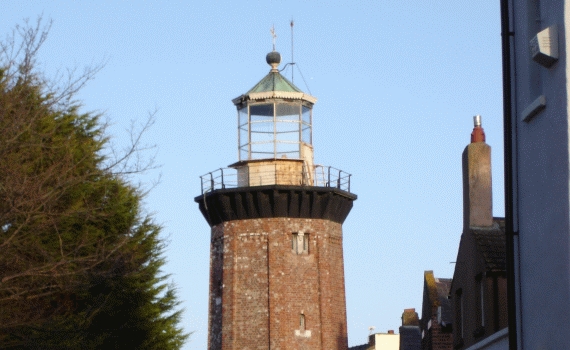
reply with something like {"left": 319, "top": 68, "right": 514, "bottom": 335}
{"left": 195, "top": 50, "right": 357, "bottom": 350}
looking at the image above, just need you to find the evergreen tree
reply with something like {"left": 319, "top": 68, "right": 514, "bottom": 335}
{"left": 0, "top": 18, "right": 188, "bottom": 349}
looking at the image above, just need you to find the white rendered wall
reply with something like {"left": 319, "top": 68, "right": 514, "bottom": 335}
{"left": 372, "top": 333, "right": 399, "bottom": 350}
{"left": 510, "top": 1, "right": 570, "bottom": 348}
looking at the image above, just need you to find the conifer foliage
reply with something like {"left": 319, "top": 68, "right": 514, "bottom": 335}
{"left": 0, "top": 18, "right": 188, "bottom": 348}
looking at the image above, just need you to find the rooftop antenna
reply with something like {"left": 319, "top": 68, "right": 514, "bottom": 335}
{"left": 278, "top": 20, "right": 311, "bottom": 95}
{"left": 290, "top": 19, "right": 295, "bottom": 82}
{"left": 270, "top": 25, "right": 277, "bottom": 51}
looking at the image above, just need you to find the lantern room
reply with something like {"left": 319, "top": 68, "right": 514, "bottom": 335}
{"left": 232, "top": 51, "right": 316, "bottom": 163}
{"left": 198, "top": 49, "right": 352, "bottom": 193}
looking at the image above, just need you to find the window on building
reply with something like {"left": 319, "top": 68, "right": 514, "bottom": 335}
{"left": 474, "top": 275, "right": 486, "bottom": 337}
{"left": 300, "top": 313, "right": 306, "bottom": 331}
{"left": 292, "top": 232, "right": 309, "bottom": 255}
{"left": 455, "top": 288, "right": 464, "bottom": 340}
{"left": 480, "top": 277, "right": 485, "bottom": 327}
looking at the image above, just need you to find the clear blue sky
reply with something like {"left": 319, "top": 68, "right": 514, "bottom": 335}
{"left": 1, "top": 2, "right": 504, "bottom": 348}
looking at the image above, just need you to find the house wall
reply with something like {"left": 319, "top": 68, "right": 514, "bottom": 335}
{"left": 420, "top": 272, "right": 453, "bottom": 350}
{"left": 509, "top": 1, "right": 570, "bottom": 348}
{"left": 422, "top": 321, "right": 453, "bottom": 350}
{"left": 208, "top": 217, "right": 348, "bottom": 350}
{"left": 372, "top": 333, "right": 400, "bottom": 350}
{"left": 400, "top": 325, "right": 421, "bottom": 350}
{"left": 451, "top": 233, "right": 483, "bottom": 349}
{"left": 451, "top": 235, "right": 508, "bottom": 349}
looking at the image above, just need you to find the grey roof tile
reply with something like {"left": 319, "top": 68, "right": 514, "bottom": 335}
{"left": 471, "top": 219, "right": 506, "bottom": 272}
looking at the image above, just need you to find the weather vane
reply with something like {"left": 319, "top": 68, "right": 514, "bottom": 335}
{"left": 270, "top": 25, "right": 277, "bottom": 51}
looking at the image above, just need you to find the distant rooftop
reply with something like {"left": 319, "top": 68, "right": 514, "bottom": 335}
{"left": 423, "top": 271, "right": 453, "bottom": 327}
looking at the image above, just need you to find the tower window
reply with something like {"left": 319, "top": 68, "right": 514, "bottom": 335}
{"left": 472, "top": 274, "right": 486, "bottom": 338}
{"left": 292, "top": 232, "right": 309, "bottom": 254}
{"left": 300, "top": 313, "right": 306, "bottom": 331}
{"left": 455, "top": 288, "right": 464, "bottom": 340}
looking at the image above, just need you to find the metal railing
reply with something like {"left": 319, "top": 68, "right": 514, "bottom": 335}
{"left": 199, "top": 165, "right": 352, "bottom": 194}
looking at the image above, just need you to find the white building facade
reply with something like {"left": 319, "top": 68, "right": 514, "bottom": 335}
{"left": 503, "top": 0, "right": 570, "bottom": 349}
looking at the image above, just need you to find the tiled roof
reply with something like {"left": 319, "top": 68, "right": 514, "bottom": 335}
{"left": 348, "top": 343, "right": 369, "bottom": 350}
{"left": 471, "top": 218, "right": 506, "bottom": 272}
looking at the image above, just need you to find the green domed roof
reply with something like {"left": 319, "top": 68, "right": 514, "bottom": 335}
{"left": 246, "top": 70, "right": 303, "bottom": 94}
{"left": 232, "top": 52, "right": 317, "bottom": 106}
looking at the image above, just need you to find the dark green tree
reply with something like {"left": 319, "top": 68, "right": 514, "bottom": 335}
{"left": 0, "top": 18, "right": 188, "bottom": 349}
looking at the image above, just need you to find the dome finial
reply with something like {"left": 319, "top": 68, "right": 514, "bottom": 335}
{"left": 266, "top": 51, "right": 281, "bottom": 71}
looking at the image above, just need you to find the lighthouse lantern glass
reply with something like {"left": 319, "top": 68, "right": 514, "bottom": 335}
{"left": 238, "top": 107, "right": 249, "bottom": 160}
{"left": 238, "top": 101, "right": 313, "bottom": 161}
{"left": 302, "top": 105, "right": 311, "bottom": 144}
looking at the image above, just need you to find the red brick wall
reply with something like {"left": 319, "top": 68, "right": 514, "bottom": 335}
{"left": 422, "top": 318, "right": 453, "bottom": 350}
{"left": 208, "top": 218, "right": 348, "bottom": 350}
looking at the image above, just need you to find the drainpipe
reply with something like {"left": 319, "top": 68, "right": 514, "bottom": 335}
{"left": 500, "top": 0, "right": 518, "bottom": 349}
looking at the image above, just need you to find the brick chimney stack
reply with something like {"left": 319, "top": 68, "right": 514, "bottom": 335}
{"left": 462, "top": 115, "right": 493, "bottom": 228}
{"left": 401, "top": 308, "right": 420, "bottom": 326}
{"left": 399, "top": 308, "right": 421, "bottom": 350}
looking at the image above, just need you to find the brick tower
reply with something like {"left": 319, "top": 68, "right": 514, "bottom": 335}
{"left": 195, "top": 50, "right": 357, "bottom": 349}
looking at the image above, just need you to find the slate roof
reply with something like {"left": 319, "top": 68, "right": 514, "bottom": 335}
{"left": 435, "top": 278, "right": 453, "bottom": 326}
{"left": 348, "top": 343, "right": 369, "bottom": 350}
{"left": 423, "top": 271, "right": 453, "bottom": 327}
{"left": 471, "top": 218, "right": 506, "bottom": 272}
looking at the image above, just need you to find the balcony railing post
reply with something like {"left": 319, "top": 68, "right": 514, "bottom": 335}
{"left": 200, "top": 166, "right": 352, "bottom": 193}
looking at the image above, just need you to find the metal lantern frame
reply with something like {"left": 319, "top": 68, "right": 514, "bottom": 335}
{"left": 237, "top": 99, "right": 313, "bottom": 161}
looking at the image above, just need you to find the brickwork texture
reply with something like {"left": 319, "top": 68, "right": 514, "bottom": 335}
{"left": 208, "top": 217, "right": 348, "bottom": 350}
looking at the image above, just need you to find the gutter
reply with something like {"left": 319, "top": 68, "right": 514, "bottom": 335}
{"left": 499, "top": 1, "right": 519, "bottom": 349}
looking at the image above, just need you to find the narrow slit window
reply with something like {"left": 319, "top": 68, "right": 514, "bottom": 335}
{"left": 472, "top": 275, "right": 486, "bottom": 338}
{"left": 292, "top": 233, "right": 297, "bottom": 251}
{"left": 478, "top": 277, "right": 485, "bottom": 328}
{"left": 455, "top": 289, "right": 464, "bottom": 340}
{"left": 481, "top": 280, "right": 485, "bottom": 327}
